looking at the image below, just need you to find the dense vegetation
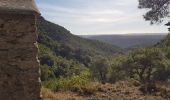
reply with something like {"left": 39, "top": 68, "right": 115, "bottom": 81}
{"left": 37, "top": 16, "right": 122, "bottom": 82}
{"left": 107, "top": 35, "right": 170, "bottom": 94}
{"left": 37, "top": 16, "right": 170, "bottom": 99}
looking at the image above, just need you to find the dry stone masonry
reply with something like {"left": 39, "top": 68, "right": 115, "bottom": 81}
{"left": 0, "top": 0, "right": 41, "bottom": 100}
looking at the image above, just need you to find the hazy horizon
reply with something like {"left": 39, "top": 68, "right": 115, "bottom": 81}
{"left": 79, "top": 33, "right": 168, "bottom": 36}
{"left": 36, "top": 0, "right": 169, "bottom": 35}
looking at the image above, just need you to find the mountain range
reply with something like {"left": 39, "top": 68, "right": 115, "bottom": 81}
{"left": 80, "top": 34, "right": 166, "bottom": 49}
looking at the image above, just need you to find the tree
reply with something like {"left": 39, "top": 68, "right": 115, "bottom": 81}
{"left": 39, "top": 54, "right": 54, "bottom": 67}
{"left": 109, "top": 55, "right": 128, "bottom": 83}
{"left": 124, "top": 47, "right": 170, "bottom": 83}
{"left": 138, "top": 0, "right": 170, "bottom": 24}
{"left": 91, "top": 57, "right": 109, "bottom": 83}
{"left": 41, "top": 64, "right": 55, "bottom": 81}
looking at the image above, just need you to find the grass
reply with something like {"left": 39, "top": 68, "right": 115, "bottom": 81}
{"left": 41, "top": 80, "right": 170, "bottom": 100}
{"left": 41, "top": 87, "right": 83, "bottom": 100}
{"left": 42, "top": 72, "right": 91, "bottom": 91}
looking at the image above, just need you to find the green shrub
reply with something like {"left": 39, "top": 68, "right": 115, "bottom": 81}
{"left": 41, "top": 64, "right": 55, "bottom": 81}
{"left": 42, "top": 71, "right": 90, "bottom": 91}
{"left": 40, "top": 54, "right": 54, "bottom": 67}
{"left": 108, "top": 55, "right": 128, "bottom": 83}
{"left": 90, "top": 57, "right": 109, "bottom": 83}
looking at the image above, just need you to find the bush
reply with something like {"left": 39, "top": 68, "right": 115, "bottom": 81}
{"left": 40, "top": 54, "right": 54, "bottom": 67}
{"left": 41, "top": 87, "right": 57, "bottom": 100}
{"left": 90, "top": 57, "right": 109, "bottom": 83}
{"left": 41, "top": 64, "right": 55, "bottom": 81}
{"left": 108, "top": 55, "right": 128, "bottom": 83}
{"left": 109, "top": 47, "right": 170, "bottom": 84}
{"left": 72, "top": 82, "right": 99, "bottom": 95}
{"left": 42, "top": 71, "right": 91, "bottom": 91}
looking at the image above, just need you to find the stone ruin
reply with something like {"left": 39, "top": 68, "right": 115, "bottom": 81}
{"left": 0, "top": 0, "right": 41, "bottom": 100}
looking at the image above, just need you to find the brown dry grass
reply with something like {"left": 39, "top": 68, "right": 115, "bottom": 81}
{"left": 41, "top": 87, "right": 84, "bottom": 100}
{"left": 41, "top": 80, "right": 170, "bottom": 100}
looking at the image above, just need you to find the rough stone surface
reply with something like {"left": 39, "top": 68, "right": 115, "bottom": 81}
{"left": 0, "top": 14, "right": 40, "bottom": 100}
{"left": 0, "top": 0, "right": 40, "bottom": 15}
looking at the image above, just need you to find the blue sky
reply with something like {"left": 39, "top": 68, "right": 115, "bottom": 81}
{"left": 36, "top": 0, "right": 168, "bottom": 35}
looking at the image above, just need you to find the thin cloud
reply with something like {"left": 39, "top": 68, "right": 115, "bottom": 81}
{"left": 38, "top": 3, "right": 138, "bottom": 24}
{"left": 36, "top": 0, "right": 168, "bottom": 35}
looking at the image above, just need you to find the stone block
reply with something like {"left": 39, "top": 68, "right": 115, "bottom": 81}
{"left": 0, "top": 13, "right": 40, "bottom": 100}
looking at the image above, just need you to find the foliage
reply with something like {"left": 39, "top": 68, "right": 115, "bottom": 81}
{"left": 108, "top": 55, "right": 128, "bottom": 83}
{"left": 109, "top": 47, "right": 170, "bottom": 84}
{"left": 40, "top": 54, "right": 54, "bottom": 67}
{"left": 37, "top": 16, "right": 123, "bottom": 86}
{"left": 41, "top": 87, "right": 57, "bottom": 100}
{"left": 127, "top": 47, "right": 170, "bottom": 83}
{"left": 37, "top": 15, "right": 170, "bottom": 96}
{"left": 157, "top": 33, "right": 170, "bottom": 47}
{"left": 41, "top": 64, "right": 55, "bottom": 81}
{"left": 37, "top": 16, "right": 122, "bottom": 63}
{"left": 138, "top": 0, "right": 170, "bottom": 24}
{"left": 53, "top": 59, "right": 89, "bottom": 78}
{"left": 90, "top": 57, "right": 109, "bottom": 83}
{"left": 42, "top": 71, "right": 91, "bottom": 91}
{"left": 38, "top": 42, "right": 90, "bottom": 80}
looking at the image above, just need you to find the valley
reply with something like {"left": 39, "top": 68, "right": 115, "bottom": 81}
{"left": 37, "top": 17, "right": 170, "bottom": 100}
{"left": 80, "top": 34, "right": 166, "bottom": 49}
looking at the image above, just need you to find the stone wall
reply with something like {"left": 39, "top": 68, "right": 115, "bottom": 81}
{"left": 0, "top": 13, "right": 40, "bottom": 100}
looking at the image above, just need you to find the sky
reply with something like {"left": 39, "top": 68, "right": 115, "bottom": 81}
{"left": 36, "top": 0, "right": 169, "bottom": 35}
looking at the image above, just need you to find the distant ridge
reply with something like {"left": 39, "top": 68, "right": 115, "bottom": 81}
{"left": 80, "top": 34, "right": 166, "bottom": 49}
{"left": 81, "top": 33, "right": 167, "bottom": 36}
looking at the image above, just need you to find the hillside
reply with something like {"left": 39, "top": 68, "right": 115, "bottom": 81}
{"left": 36, "top": 16, "right": 122, "bottom": 81}
{"left": 81, "top": 34, "right": 166, "bottom": 49}
{"left": 41, "top": 35, "right": 170, "bottom": 100}
{"left": 37, "top": 17, "right": 122, "bottom": 58}
{"left": 157, "top": 33, "right": 170, "bottom": 47}
{"left": 37, "top": 16, "right": 170, "bottom": 100}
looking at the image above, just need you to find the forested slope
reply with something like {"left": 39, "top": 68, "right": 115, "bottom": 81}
{"left": 36, "top": 16, "right": 122, "bottom": 81}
